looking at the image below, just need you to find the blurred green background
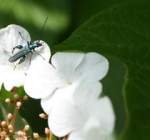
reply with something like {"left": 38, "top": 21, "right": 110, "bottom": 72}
{"left": 0, "top": 0, "right": 128, "bottom": 46}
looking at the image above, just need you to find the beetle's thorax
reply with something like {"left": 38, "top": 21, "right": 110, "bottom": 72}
{"left": 28, "top": 42, "right": 37, "bottom": 50}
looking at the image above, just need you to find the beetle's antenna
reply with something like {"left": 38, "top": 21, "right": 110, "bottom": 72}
{"left": 18, "top": 32, "right": 24, "bottom": 40}
{"left": 39, "top": 16, "right": 48, "bottom": 40}
{"left": 18, "top": 31, "right": 30, "bottom": 45}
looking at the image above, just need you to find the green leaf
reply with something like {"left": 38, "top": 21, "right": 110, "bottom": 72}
{"left": 52, "top": 135, "right": 57, "bottom": 140}
{"left": 55, "top": 1, "right": 150, "bottom": 140}
{"left": 73, "top": 0, "right": 127, "bottom": 25}
{"left": 0, "top": 102, "right": 32, "bottom": 134}
{"left": 0, "top": 86, "right": 25, "bottom": 101}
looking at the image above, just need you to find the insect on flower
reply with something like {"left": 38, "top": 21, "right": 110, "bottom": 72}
{"left": 0, "top": 23, "right": 51, "bottom": 91}
{"left": 9, "top": 17, "right": 48, "bottom": 65}
{"left": 8, "top": 34, "right": 45, "bottom": 64}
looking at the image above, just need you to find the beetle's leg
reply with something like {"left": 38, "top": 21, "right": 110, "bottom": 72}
{"left": 28, "top": 52, "right": 33, "bottom": 66}
{"left": 33, "top": 50, "right": 45, "bottom": 60}
{"left": 13, "top": 55, "right": 25, "bottom": 70}
{"left": 12, "top": 45, "right": 23, "bottom": 54}
{"left": 18, "top": 55, "right": 26, "bottom": 64}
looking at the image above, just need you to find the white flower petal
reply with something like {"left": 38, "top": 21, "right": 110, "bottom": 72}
{"left": 69, "top": 126, "right": 102, "bottom": 140}
{"left": 73, "top": 79, "right": 102, "bottom": 104}
{"left": 24, "top": 59, "right": 62, "bottom": 99}
{"left": 83, "top": 117, "right": 114, "bottom": 140}
{"left": 41, "top": 97, "right": 53, "bottom": 114}
{"left": 69, "top": 131, "right": 83, "bottom": 140}
{"left": 51, "top": 52, "right": 84, "bottom": 82}
{"left": 3, "top": 69, "right": 25, "bottom": 91}
{"left": 69, "top": 130, "right": 114, "bottom": 140}
{"left": 69, "top": 126, "right": 111, "bottom": 140}
{"left": 31, "top": 40, "right": 51, "bottom": 62}
{"left": 48, "top": 85, "right": 114, "bottom": 139}
{"left": 47, "top": 79, "right": 102, "bottom": 137}
{"left": 47, "top": 84, "right": 83, "bottom": 137}
{"left": 75, "top": 52, "right": 109, "bottom": 81}
{"left": 51, "top": 52, "right": 109, "bottom": 82}
{"left": 0, "top": 24, "right": 30, "bottom": 89}
{"left": 41, "top": 78, "right": 101, "bottom": 114}
{"left": 0, "top": 65, "right": 25, "bottom": 91}
{"left": 48, "top": 92, "right": 81, "bottom": 137}
{"left": 0, "top": 24, "right": 30, "bottom": 55}
{"left": 94, "top": 97, "right": 115, "bottom": 134}
{"left": 69, "top": 97, "right": 115, "bottom": 140}
{"left": 41, "top": 82, "right": 75, "bottom": 114}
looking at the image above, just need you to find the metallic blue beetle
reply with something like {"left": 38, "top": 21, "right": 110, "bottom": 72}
{"left": 9, "top": 39, "right": 43, "bottom": 64}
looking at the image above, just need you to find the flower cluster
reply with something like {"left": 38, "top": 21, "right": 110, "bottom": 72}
{"left": 0, "top": 98, "right": 51, "bottom": 140}
{"left": 0, "top": 25, "right": 115, "bottom": 140}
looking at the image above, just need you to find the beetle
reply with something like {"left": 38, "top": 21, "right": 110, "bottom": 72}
{"left": 9, "top": 17, "right": 48, "bottom": 65}
{"left": 8, "top": 37, "right": 43, "bottom": 64}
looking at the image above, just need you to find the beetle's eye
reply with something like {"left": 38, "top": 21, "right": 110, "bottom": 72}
{"left": 36, "top": 42, "right": 42, "bottom": 47}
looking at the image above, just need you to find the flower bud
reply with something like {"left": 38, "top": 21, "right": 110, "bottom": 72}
{"left": 33, "top": 133, "right": 40, "bottom": 139}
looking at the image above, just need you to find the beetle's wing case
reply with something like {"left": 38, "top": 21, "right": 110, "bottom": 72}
{"left": 8, "top": 49, "right": 31, "bottom": 62}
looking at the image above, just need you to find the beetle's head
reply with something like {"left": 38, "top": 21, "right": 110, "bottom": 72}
{"left": 35, "top": 40, "right": 43, "bottom": 48}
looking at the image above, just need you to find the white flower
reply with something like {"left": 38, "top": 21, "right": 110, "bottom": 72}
{"left": 24, "top": 52, "right": 109, "bottom": 113}
{"left": 24, "top": 51, "right": 113, "bottom": 139}
{"left": 48, "top": 79, "right": 115, "bottom": 140}
{"left": 0, "top": 24, "right": 51, "bottom": 91}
